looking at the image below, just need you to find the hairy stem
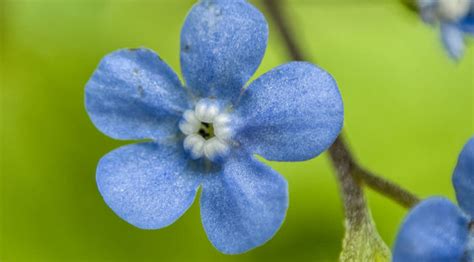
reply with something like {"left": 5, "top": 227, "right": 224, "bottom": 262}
{"left": 353, "top": 167, "right": 418, "bottom": 208}
{"left": 329, "top": 137, "right": 392, "bottom": 261}
{"left": 328, "top": 136, "right": 368, "bottom": 227}
{"left": 262, "top": 0, "right": 420, "bottom": 210}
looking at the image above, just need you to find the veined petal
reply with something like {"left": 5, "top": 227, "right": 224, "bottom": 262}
{"left": 200, "top": 152, "right": 288, "bottom": 254}
{"left": 96, "top": 142, "right": 201, "bottom": 229}
{"left": 440, "top": 22, "right": 465, "bottom": 60}
{"left": 453, "top": 137, "right": 474, "bottom": 217}
{"left": 180, "top": 0, "right": 268, "bottom": 102}
{"left": 393, "top": 197, "right": 469, "bottom": 262}
{"left": 231, "top": 62, "right": 343, "bottom": 161}
{"left": 85, "top": 48, "right": 189, "bottom": 140}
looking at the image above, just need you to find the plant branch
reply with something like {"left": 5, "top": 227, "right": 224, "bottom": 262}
{"left": 353, "top": 166, "right": 418, "bottom": 208}
{"left": 329, "top": 137, "right": 392, "bottom": 261}
{"left": 262, "top": 0, "right": 420, "bottom": 209}
{"left": 328, "top": 136, "right": 368, "bottom": 226}
{"left": 261, "top": 0, "right": 306, "bottom": 61}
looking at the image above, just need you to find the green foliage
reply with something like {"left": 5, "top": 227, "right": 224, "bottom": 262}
{"left": 340, "top": 213, "right": 391, "bottom": 262}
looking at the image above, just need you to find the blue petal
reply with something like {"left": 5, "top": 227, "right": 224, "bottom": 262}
{"left": 85, "top": 48, "right": 189, "bottom": 140}
{"left": 453, "top": 137, "right": 474, "bottom": 217}
{"left": 440, "top": 22, "right": 465, "bottom": 60}
{"left": 96, "top": 142, "right": 201, "bottom": 229}
{"left": 180, "top": 0, "right": 268, "bottom": 102}
{"left": 418, "top": 0, "right": 438, "bottom": 24}
{"left": 231, "top": 62, "right": 343, "bottom": 161}
{"left": 467, "top": 236, "right": 474, "bottom": 262}
{"left": 200, "top": 151, "right": 288, "bottom": 254}
{"left": 460, "top": 13, "right": 474, "bottom": 34}
{"left": 393, "top": 197, "right": 469, "bottom": 262}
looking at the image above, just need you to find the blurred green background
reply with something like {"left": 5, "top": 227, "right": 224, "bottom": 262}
{"left": 1, "top": 0, "right": 473, "bottom": 261}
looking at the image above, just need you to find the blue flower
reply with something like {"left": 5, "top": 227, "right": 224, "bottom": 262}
{"left": 418, "top": 0, "right": 474, "bottom": 60}
{"left": 85, "top": 0, "right": 344, "bottom": 254}
{"left": 393, "top": 137, "right": 474, "bottom": 262}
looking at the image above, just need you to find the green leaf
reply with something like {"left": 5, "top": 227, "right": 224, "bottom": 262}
{"left": 340, "top": 211, "right": 391, "bottom": 262}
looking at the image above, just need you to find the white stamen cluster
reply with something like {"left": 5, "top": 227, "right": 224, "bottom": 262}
{"left": 179, "top": 99, "right": 232, "bottom": 161}
{"left": 437, "top": 0, "right": 470, "bottom": 21}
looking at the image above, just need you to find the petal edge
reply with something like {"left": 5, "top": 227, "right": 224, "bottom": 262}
{"left": 440, "top": 22, "right": 465, "bottom": 60}
{"left": 232, "top": 62, "right": 344, "bottom": 161}
{"left": 180, "top": 0, "right": 268, "bottom": 102}
{"left": 453, "top": 137, "right": 474, "bottom": 217}
{"left": 96, "top": 142, "right": 201, "bottom": 229}
{"left": 200, "top": 152, "right": 288, "bottom": 254}
{"left": 85, "top": 48, "right": 189, "bottom": 140}
{"left": 393, "top": 197, "right": 469, "bottom": 262}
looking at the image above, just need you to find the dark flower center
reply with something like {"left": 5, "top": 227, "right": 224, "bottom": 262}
{"left": 198, "top": 122, "right": 215, "bottom": 140}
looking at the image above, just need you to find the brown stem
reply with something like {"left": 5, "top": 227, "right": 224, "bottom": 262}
{"left": 328, "top": 136, "right": 369, "bottom": 227}
{"left": 353, "top": 167, "right": 419, "bottom": 208}
{"left": 261, "top": 0, "right": 306, "bottom": 61}
{"left": 262, "top": 0, "right": 420, "bottom": 211}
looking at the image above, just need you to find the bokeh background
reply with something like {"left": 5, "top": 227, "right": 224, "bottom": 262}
{"left": 1, "top": 0, "right": 473, "bottom": 261}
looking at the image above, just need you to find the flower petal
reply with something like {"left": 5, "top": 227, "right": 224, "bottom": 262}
{"left": 460, "top": 13, "right": 474, "bottom": 34}
{"left": 393, "top": 197, "right": 469, "bottom": 262}
{"left": 200, "top": 152, "right": 288, "bottom": 254}
{"left": 96, "top": 142, "right": 201, "bottom": 229}
{"left": 440, "top": 22, "right": 465, "bottom": 60}
{"left": 85, "top": 48, "right": 189, "bottom": 140}
{"left": 231, "top": 62, "right": 343, "bottom": 161}
{"left": 453, "top": 137, "right": 474, "bottom": 217}
{"left": 418, "top": 0, "right": 438, "bottom": 24}
{"left": 180, "top": 0, "right": 268, "bottom": 102}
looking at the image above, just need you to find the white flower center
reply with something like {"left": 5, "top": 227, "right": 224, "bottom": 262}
{"left": 437, "top": 0, "right": 470, "bottom": 21}
{"left": 179, "top": 99, "right": 232, "bottom": 161}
